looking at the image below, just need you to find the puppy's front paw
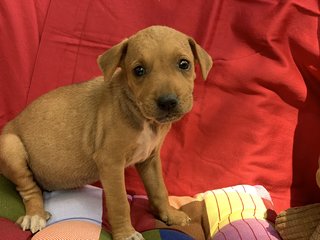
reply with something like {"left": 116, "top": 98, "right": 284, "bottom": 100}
{"left": 160, "top": 207, "right": 191, "bottom": 226}
{"left": 113, "top": 231, "right": 145, "bottom": 240}
{"left": 16, "top": 211, "right": 51, "bottom": 233}
{"left": 124, "top": 231, "right": 145, "bottom": 240}
{"left": 16, "top": 215, "right": 46, "bottom": 233}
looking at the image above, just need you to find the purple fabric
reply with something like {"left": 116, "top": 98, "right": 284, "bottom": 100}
{"left": 213, "top": 219, "right": 281, "bottom": 240}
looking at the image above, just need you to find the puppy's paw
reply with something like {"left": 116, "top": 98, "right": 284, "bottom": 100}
{"left": 124, "top": 231, "right": 145, "bottom": 240}
{"left": 113, "top": 231, "right": 145, "bottom": 240}
{"left": 16, "top": 214, "right": 47, "bottom": 233}
{"left": 160, "top": 207, "right": 191, "bottom": 226}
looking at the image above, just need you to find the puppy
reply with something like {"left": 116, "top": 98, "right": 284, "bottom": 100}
{"left": 0, "top": 25, "right": 212, "bottom": 240}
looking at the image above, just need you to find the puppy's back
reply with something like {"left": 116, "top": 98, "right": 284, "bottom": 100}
{"left": 2, "top": 77, "right": 106, "bottom": 189}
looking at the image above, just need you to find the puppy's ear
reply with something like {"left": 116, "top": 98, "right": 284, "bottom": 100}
{"left": 188, "top": 38, "right": 213, "bottom": 80}
{"left": 97, "top": 38, "right": 128, "bottom": 81}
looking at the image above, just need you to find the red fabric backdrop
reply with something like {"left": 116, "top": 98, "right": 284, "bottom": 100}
{"left": 0, "top": 0, "right": 319, "bottom": 213}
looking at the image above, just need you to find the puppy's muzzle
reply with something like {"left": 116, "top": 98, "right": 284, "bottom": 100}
{"left": 157, "top": 94, "right": 178, "bottom": 112}
{"left": 155, "top": 94, "right": 184, "bottom": 123}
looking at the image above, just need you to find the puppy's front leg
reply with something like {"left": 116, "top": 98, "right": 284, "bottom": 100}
{"left": 136, "top": 151, "right": 191, "bottom": 226}
{"left": 95, "top": 151, "right": 144, "bottom": 240}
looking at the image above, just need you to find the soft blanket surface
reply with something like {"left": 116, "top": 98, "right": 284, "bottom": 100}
{"left": 0, "top": 0, "right": 319, "bottom": 223}
{"left": 0, "top": 175, "right": 280, "bottom": 239}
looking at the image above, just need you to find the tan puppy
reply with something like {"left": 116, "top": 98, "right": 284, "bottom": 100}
{"left": 0, "top": 26, "right": 212, "bottom": 240}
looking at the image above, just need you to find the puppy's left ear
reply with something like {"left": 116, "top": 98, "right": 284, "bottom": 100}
{"left": 188, "top": 38, "right": 213, "bottom": 80}
{"left": 97, "top": 38, "right": 128, "bottom": 81}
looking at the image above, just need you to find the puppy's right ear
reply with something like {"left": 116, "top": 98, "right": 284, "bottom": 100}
{"left": 97, "top": 38, "right": 128, "bottom": 81}
{"left": 188, "top": 38, "right": 213, "bottom": 81}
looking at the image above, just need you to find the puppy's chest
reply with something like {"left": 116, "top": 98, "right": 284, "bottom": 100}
{"left": 127, "top": 123, "right": 162, "bottom": 166}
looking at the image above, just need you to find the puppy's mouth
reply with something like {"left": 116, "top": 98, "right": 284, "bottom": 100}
{"left": 155, "top": 112, "right": 184, "bottom": 123}
{"left": 138, "top": 104, "right": 185, "bottom": 124}
{"left": 136, "top": 95, "right": 192, "bottom": 124}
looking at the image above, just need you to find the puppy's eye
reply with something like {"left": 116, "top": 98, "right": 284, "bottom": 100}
{"left": 178, "top": 59, "right": 190, "bottom": 70}
{"left": 133, "top": 66, "right": 146, "bottom": 77}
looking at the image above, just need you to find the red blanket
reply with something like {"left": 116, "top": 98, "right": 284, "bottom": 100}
{"left": 0, "top": 0, "right": 319, "bottom": 214}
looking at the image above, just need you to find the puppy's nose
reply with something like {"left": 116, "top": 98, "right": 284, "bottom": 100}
{"left": 157, "top": 94, "right": 178, "bottom": 111}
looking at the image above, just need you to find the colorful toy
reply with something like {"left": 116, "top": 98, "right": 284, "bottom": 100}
{"left": 276, "top": 164, "right": 320, "bottom": 239}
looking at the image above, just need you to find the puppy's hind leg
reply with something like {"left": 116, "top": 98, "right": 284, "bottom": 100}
{"left": 0, "top": 134, "right": 50, "bottom": 233}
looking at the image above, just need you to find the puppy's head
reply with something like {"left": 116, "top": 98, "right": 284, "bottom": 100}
{"left": 98, "top": 26, "right": 212, "bottom": 124}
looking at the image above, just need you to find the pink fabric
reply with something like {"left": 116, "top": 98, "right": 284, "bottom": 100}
{"left": 213, "top": 219, "right": 280, "bottom": 240}
{"left": 0, "top": 0, "right": 319, "bottom": 213}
